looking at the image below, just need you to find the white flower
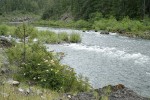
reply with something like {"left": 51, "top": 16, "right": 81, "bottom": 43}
{"left": 55, "top": 70, "right": 59, "bottom": 74}
{"left": 46, "top": 70, "right": 49, "bottom": 72}
{"left": 44, "top": 60, "right": 48, "bottom": 63}
{"left": 24, "top": 73, "right": 26, "bottom": 76}
{"left": 37, "top": 64, "right": 41, "bottom": 66}
{"left": 38, "top": 77, "right": 40, "bottom": 79}
{"left": 33, "top": 77, "right": 36, "bottom": 80}
{"left": 50, "top": 60, "right": 54, "bottom": 64}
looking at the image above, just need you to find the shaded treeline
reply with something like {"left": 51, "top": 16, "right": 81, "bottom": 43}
{"left": 0, "top": 0, "right": 150, "bottom": 20}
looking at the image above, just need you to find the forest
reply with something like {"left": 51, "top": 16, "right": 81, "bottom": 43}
{"left": 0, "top": 0, "right": 150, "bottom": 20}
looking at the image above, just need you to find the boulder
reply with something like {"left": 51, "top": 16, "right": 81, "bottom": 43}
{"left": 100, "top": 31, "right": 109, "bottom": 34}
{"left": 97, "top": 84, "right": 149, "bottom": 100}
{"left": 12, "top": 81, "right": 20, "bottom": 87}
{"left": 94, "top": 30, "right": 98, "bottom": 32}
{"left": 118, "top": 29, "right": 126, "bottom": 34}
{"left": 8, "top": 80, "right": 20, "bottom": 87}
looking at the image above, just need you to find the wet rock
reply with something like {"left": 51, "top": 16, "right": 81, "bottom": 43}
{"left": 100, "top": 31, "right": 109, "bottom": 34}
{"left": 109, "top": 87, "right": 149, "bottom": 100}
{"left": 97, "top": 84, "right": 149, "bottom": 100}
{"left": 118, "top": 29, "right": 126, "bottom": 34}
{"left": 95, "top": 30, "right": 98, "bottom": 32}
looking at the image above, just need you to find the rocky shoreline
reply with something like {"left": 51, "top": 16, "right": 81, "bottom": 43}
{"left": 69, "top": 84, "right": 149, "bottom": 100}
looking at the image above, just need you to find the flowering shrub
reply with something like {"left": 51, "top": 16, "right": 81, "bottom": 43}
{"left": 7, "top": 43, "right": 90, "bottom": 92}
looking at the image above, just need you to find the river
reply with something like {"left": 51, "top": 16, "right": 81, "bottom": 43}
{"left": 37, "top": 27, "right": 150, "bottom": 97}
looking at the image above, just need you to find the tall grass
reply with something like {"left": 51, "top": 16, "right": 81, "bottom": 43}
{"left": 37, "top": 31, "right": 81, "bottom": 43}
{"left": 58, "top": 32, "right": 69, "bottom": 42}
{"left": 70, "top": 33, "right": 81, "bottom": 43}
{"left": 0, "top": 83, "right": 64, "bottom": 100}
{"left": 0, "top": 25, "right": 16, "bottom": 36}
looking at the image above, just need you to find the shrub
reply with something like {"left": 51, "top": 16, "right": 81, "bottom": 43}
{"left": 0, "top": 25, "right": 9, "bottom": 35}
{"left": 58, "top": 32, "right": 69, "bottom": 42}
{"left": 70, "top": 33, "right": 81, "bottom": 43}
{"left": 6, "top": 43, "right": 90, "bottom": 92}
{"left": 74, "top": 20, "right": 91, "bottom": 29}
{"left": 89, "top": 12, "right": 103, "bottom": 22}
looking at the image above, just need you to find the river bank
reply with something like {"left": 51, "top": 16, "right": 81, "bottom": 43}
{"left": 0, "top": 25, "right": 150, "bottom": 99}
{"left": 32, "top": 17, "right": 150, "bottom": 40}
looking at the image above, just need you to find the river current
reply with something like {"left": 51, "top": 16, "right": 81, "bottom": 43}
{"left": 37, "top": 27, "right": 150, "bottom": 97}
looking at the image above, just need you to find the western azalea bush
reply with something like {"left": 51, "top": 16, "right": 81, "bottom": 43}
{"left": 6, "top": 43, "right": 90, "bottom": 92}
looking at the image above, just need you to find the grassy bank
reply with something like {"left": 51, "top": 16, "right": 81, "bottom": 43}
{"left": 0, "top": 24, "right": 81, "bottom": 44}
{"left": 33, "top": 17, "right": 150, "bottom": 40}
{"left": 33, "top": 20, "right": 92, "bottom": 30}
{"left": 0, "top": 83, "right": 64, "bottom": 100}
{"left": 93, "top": 17, "right": 150, "bottom": 39}
{"left": 37, "top": 31, "right": 81, "bottom": 44}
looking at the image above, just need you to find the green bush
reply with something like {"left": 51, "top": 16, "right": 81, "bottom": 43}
{"left": 0, "top": 25, "right": 9, "bottom": 35}
{"left": 93, "top": 16, "right": 150, "bottom": 33}
{"left": 37, "top": 31, "right": 60, "bottom": 44}
{"left": 70, "top": 33, "right": 81, "bottom": 43}
{"left": 6, "top": 43, "right": 90, "bottom": 92}
{"left": 58, "top": 32, "right": 69, "bottom": 42}
{"left": 89, "top": 12, "right": 103, "bottom": 22}
{"left": 74, "top": 20, "right": 91, "bottom": 29}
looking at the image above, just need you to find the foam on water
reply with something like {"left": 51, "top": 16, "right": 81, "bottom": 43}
{"left": 146, "top": 72, "right": 150, "bottom": 75}
{"left": 63, "top": 44, "right": 150, "bottom": 64}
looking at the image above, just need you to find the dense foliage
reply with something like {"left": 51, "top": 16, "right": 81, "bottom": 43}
{"left": 6, "top": 43, "right": 89, "bottom": 92}
{"left": 0, "top": 0, "right": 150, "bottom": 20}
{"left": 42, "top": 0, "right": 150, "bottom": 20}
{"left": 0, "top": 0, "right": 52, "bottom": 14}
